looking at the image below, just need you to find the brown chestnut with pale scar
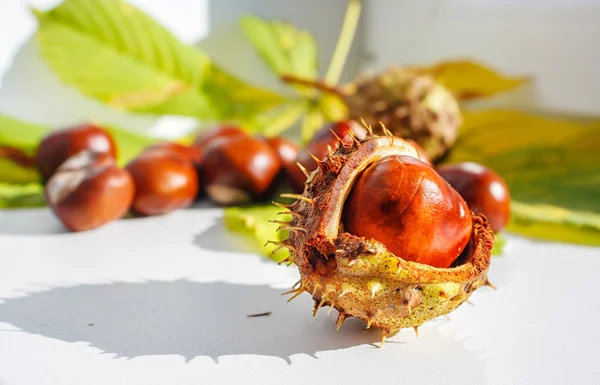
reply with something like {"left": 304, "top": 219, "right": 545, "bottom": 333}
{"left": 45, "top": 150, "right": 134, "bottom": 232}
{"left": 200, "top": 135, "right": 281, "bottom": 206}
{"left": 35, "top": 123, "right": 117, "bottom": 181}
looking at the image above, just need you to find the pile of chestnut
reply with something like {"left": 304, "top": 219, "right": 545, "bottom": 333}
{"left": 35, "top": 120, "right": 510, "bottom": 234}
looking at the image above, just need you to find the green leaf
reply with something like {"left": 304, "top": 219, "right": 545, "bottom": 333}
{"left": 301, "top": 106, "right": 326, "bottom": 144}
{"left": 0, "top": 115, "right": 44, "bottom": 183}
{"left": 35, "top": 0, "right": 284, "bottom": 120}
{"left": 242, "top": 101, "right": 306, "bottom": 136}
{"left": 509, "top": 202, "right": 600, "bottom": 246}
{"left": 319, "top": 93, "right": 349, "bottom": 122}
{"left": 0, "top": 115, "right": 48, "bottom": 151}
{"left": 103, "top": 124, "right": 156, "bottom": 166}
{"left": 447, "top": 109, "right": 600, "bottom": 245}
{"left": 223, "top": 205, "right": 291, "bottom": 262}
{"left": 0, "top": 183, "right": 45, "bottom": 209}
{"left": 202, "top": 66, "right": 288, "bottom": 124}
{"left": 0, "top": 158, "right": 39, "bottom": 184}
{"left": 241, "top": 15, "right": 318, "bottom": 82}
{"left": 491, "top": 233, "right": 506, "bottom": 256}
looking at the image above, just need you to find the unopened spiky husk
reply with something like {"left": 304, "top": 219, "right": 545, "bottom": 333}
{"left": 343, "top": 68, "right": 462, "bottom": 161}
{"left": 275, "top": 127, "right": 494, "bottom": 343}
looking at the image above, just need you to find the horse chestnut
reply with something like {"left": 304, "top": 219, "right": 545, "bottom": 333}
{"left": 200, "top": 135, "right": 281, "bottom": 206}
{"left": 288, "top": 120, "right": 367, "bottom": 192}
{"left": 275, "top": 129, "right": 495, "bottom": 339}
{"left": 126, "top": 150, "right": 199, "bottom": 216}
{"left": 45, "top": 150, "right": 134, "bottom": 232}
{"left": 143, "top": 142, "right": 203, "bottom": 165}
{"left": 343, "top": 155, "right": 472, "bottom": 268}
{"left": 193, "top": 125, "right": 247, "bottom": 152}
{"left": 35, "top": 123, "right": 117, "bottom": 181}
{"left": 260, "top": 136, "right": 299, "bottom": 172}
{"left": 437, "top": 162, "right": 511, "bottom": 232}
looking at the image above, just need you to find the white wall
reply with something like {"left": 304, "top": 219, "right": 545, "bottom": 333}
{"left": 364, "top": 0, "right": 600, "bottom": 115}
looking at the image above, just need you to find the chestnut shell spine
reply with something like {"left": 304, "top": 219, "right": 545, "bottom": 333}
{"left": 271, "top": 123, "right": 495, "bottom": 344}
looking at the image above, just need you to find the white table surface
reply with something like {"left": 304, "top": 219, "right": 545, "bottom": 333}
{"left": 1, "top": 206, "right": 599, "bottom": 385}
{"left": 2, "top": 1, "right": 600, "bottom": 384}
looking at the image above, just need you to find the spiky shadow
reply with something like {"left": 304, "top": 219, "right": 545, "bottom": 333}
{"left": 0, "top": 280, "right": 379, "bottom": 363}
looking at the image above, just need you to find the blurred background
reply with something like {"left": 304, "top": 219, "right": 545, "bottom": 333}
{"left": 1, "top": 0, "right": 599, "bottom": 139}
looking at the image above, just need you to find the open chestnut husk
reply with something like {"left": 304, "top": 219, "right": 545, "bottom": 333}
{"left": 288, "top": 120, "right": 368, "bottom": 192}
{"left": 274, "top": 125, "right": 494, "bottom": 343}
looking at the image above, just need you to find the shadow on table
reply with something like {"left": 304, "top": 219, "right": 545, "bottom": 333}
{"left": 0, "top": 208, "right": 67, "bottom": 235}
{"left": 193, "top": 217, "right": 261, "bottom": 254}
{"left": 0, "top": 280, "right": 380, "bottom": 363}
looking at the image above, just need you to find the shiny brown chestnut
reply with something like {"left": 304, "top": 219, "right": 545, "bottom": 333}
{"left": 35, "top": 123, "right": 117, "bottom": 181}
{"left": 260, "top": 136, "right": 300, "bottom": 173}
{"left": 126, "top": 150, "right": 199, "bottom": 216}
{"left": 200, "top": 135, "right": 281, "bottom": 206}
{"left": 342, "top": 155, "right": 472, "bottom": 268}
{"left": 143, "top": 142, "right": 203, "bottom": 165}
{"left": 193, "top": 125, "right": 247, "bottom": 152}
{"left": 437, "top": 162, "right": 511, "bottom": 232}
{"left": 288, "top": 120, "right": 367, "bottom": 192}
{"left": 45, "top": 150, "right": 134, "bottom": 232}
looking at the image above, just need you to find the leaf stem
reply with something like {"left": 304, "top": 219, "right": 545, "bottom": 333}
{"left": 0, "top": 146, "right": 36, "bottom": 168}
{"left": 324, "top": 0, "right": 362, "bottom": 85}
{"left": 281, "top": 74, "right": 344, "bottom": 97}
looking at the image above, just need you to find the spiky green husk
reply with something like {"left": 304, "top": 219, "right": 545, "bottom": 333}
{"left": 343, "top": 68, "right": 462, "bottom": 161}
{"left": 276, "top": 129, "right": 494, "bottom": 341}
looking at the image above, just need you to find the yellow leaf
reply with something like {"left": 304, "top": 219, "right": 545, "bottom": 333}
{"left": 223, "top": 205, "right": 291, "bottom": 262}
{"left": 175, "top": 135, "right": 195, "bottom": 146}
{"left": 411, "top": 59, "right": 530, "bottom": 100}
{"left": 0, "top": 158, "right": 40, "bottom": 184}
{"left": 320, "top": 93, "right": 349, "bottom": 122}
{"left": 509, "top": 202, "right": 600, "bottom": 246}
{"left": 446, "top": 109, "right": 600, "bottom": 245}
{"left": 109, "top": 82, "right": 189, "bottom": 109}
{"left": 301, "top": 107, "right": 326, "bottom": 145}
{"left": 0, "top": 182, "right": 45, "bottom": 209}
{"left": 452, "top": 110, "right": 598, "bottom": 159}
{"left": 0, "top": 146, "right": 39, "bottom": 184}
